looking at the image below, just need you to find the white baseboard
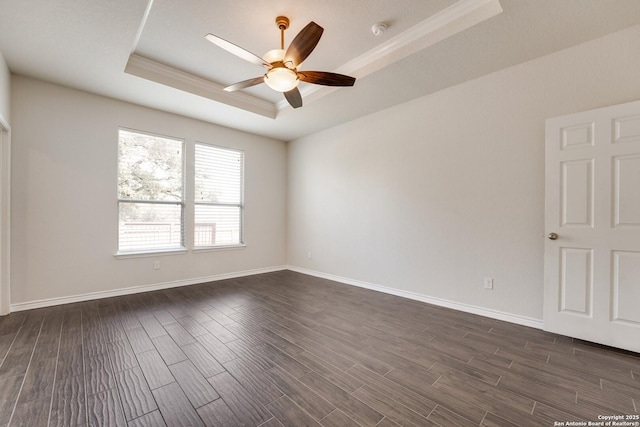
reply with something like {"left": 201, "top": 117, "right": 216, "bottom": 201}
{"left": 9, "top": 265, "right": 288, "bottom": 312}
{"left": 9, "top": 265, "right": 545, "bottom": 331}
{"left": 287, "top": 266, "right": 544, "bottom": 330}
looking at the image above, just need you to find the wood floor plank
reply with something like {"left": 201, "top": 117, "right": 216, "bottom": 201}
{"left": 266, "top": 395, "right": 323, "bottom": 426}
{"left": 292, "top": 351, "right": 362, "bottom": 393}
{"left": 0, "top": 333, "right": 17, "bottom": 368}
{"left": 297, "top": 371, "right": 384, "bottom": 427}
{"left": 114, "top": 306, "right": 143, "bottom": 332}
{"left": 223, "top": 358, "right": 283, "bottom": 406}
{"left": 195, "top": 333, "right": 237, "bottom": 365}
{"left": 265, "top": 365, "right": 334, "bottom": 420}
{"left": 346, "top": 364, "right": 436, "bottom": 418}
{"left": 108, "top": 339, "right": 139, "bottom": 372}
{"left": 152, "top": 310, "right": 177, "bottom": 326}
{"left": 11, "top": 396, "right": 51, "bottom": 427}
{"left": 260, "top": 342, "right": 312, "bottom": 378}
{"left": 351, "top": 385, "right": 431, "bottom": 427}
{"left": 86, "top": 352, "right": 116, "bottom": 396}
{"left": 0, "top": 374, "right": 25, "bottom": 425}
{"left": 30, "top": 309, "right": 63, "bottom": 361}
{"left": 531, "top": 402, "right": 586, "bottom": 425}
{"left": 269, "top": 327, "right": 357, "bottom": 372}
{"left": 319, "top": 409, "right": 361, "bottom": 427}
{"left": 49, "top": 374, "right": 86, "bottom": 427}
{"left": 481, "top": 412, "right": 520, "bottom": 427}
{"left": 82, "top": 329, "right": 109, "bottom": 358}
{"left": 128, "top": 410, "right": 166, "bottom": 427}
{"left": 196, "top": 398, "right": 242, "bottom": 427}
{"left": 87, "top": 388, "right": 127, "bottom": 427}
{"left": 152, "top": 382, "right": 204, "bottom": 427}
{"left": 0, "top": 313, "right": 26, "bottom": 336}
{"left": 101, "top": 319, "right": 128, "bottom": 344}
{"left": 435, "top": 370, "right": 536, "bottom": 423}
{"left": 200, "top": 307, "right": 234, "bottom": 326}
{"left": 163, "top": 322, "right": 197, "bottom": 347}
{"left": 202, "top": 320, "right": 238, "bottom": 343}
{"left": 125, "top": 328, "right": 155, "bottom": 355}
{"left": 175, "top": 316, "right": 209, "bottom": 337}
{"left": 601, "top": 378, "right": 640, "bottom": 402}
{"left": 115, "top": 367, "right": 157, "bottom": 421}
{"left": 181, "top": 342, "right": 225, "bottom": 378}
{"left": 383, "top": 367, "right": 491, "bottom": 424}
{"left": 56, "top": 344, "right": 83, "bottom": 380}
{"left": 225, "top": 339, "right": 275, "bottom": 372}
{"left": 137, "top": 315, "right": 167, "bottom": 339}
{"left": 429, "top": 358, "right": 501, "bottom": 386}
{"left": 152, "top": 335, "right": 187, "bottom": 366}
{"left": 555, "top": 349, "right": 640, "bottom": 388}
{"left": 374, "top": 418, "right": 402, "bottom": 427}
{"left": 576, "top": 386, "right": 636, "bottom": 415}
{"left": 16, "top": 356, "right": 56, "bottom": 404}
{"left": 0, "top": 310, "right": 45, "bottom": 378}
{"left": 135, "top": 349, "right": 175, "bottom": 390}
{"left": 427, "top": 405, "right": 478, "bottom": 427}
{"left": 208, "top": 371, "right": 272, "bottom": 426}
{"left": 168, "top": 360, "right": 219, "bottom": 408}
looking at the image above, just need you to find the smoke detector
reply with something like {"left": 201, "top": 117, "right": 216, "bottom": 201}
{"left": 371, "top": 22, "right": 387, "bottom": 36}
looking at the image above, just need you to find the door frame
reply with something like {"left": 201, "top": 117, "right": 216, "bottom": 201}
{"left": 0, "top": 114, "right": 10, "bottom": 316}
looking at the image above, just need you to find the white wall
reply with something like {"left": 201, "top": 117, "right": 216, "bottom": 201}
{"left": 11, "top": 76, "right": 287, "bottom": 305}
{"left": 287, "top": 25, "right": 640, "bottom": 322}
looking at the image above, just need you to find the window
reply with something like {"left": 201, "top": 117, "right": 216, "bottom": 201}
{"left": 194, "top": 143, "right": 244, "bottom": 248}
{"left": 118, "top": 129, "right": 184, "bottom": 253}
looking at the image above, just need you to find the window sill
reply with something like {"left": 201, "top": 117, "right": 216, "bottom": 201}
{"left": 192, "top": 244, "right": 246, "bottom": 254}
{"left": 114, "top": 248, "right": 188, "bottom": 259}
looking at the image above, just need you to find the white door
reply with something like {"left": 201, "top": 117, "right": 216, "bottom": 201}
{"left": 544, "top": 100, "right": 640, "bottom": 353}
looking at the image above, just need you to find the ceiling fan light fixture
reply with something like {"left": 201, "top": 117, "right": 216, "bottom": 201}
{"left": 264, "top": 67, "right": 299, "bottom": 92}
{"left": 263, "top": 49, "right": 285, "bottom": 64}
{"left": 206, "top": 16, "right": 355, "bottom": 108}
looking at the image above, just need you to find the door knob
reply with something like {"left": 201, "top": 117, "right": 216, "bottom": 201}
{"left": 548, "top": 232, "right": 559, "bottom": 240}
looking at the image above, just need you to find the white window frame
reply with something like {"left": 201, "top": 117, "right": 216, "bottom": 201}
{"left": 116, "top": 128, "right": 186, "bottom": 256}
{"left": 194, "top": 142, "right": 245, "bottom": 250}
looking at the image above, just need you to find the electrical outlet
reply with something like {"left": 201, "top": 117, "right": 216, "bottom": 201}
{"left": 484, "top": 277, "right": 494, "bottom": 290}
{"left": 307, "top": 251, "right": 313, "bottom": 259}
{"left": 153, "top": 261, "right": 160, "bottom": 270}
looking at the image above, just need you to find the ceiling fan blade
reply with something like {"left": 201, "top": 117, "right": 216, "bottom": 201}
{"left": 284, "top": 87, "right": 303, "bottom": 109}
{"left": 224, "top": 76, "right": 265, "bottom": 92}
{"left": 205, "top": 33, "right": 269, "bottom": 68}
{"left": 298, "top": 71, "right": 356, "bottom": 87}
{"left": 284, "top": 22, "right": 323, "bottom": 68}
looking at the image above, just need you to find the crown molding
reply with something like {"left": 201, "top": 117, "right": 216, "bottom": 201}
{"left": 125, "top": 53, "right": 277, "bottom": 118}
{"left": 290, "top": 0, "right": 503, "bottom": 110}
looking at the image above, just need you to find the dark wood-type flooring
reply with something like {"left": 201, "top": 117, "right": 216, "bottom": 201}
{"left": 0, "top": 270, "right": 638, "bottom": 426}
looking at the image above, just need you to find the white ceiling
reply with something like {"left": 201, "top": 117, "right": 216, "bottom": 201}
{"left": 1, "top": 0, "right": 640, "bottom": 141}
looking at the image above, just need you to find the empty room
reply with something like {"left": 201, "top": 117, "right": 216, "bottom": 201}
{"left": 1, "top": 0, "right": 640, "bottom": 426}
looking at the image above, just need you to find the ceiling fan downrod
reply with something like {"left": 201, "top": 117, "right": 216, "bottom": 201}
{"left": 275, "top": 16, "right": 289, "bottom": 50}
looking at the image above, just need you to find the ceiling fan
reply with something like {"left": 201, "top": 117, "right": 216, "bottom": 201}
{"left": 205, "top": 16, "right": 356, "bottom": 109}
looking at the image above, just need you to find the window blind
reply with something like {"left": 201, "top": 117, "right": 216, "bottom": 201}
{"left": 194, "top": 143, "right": 244, "bottom": 247}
